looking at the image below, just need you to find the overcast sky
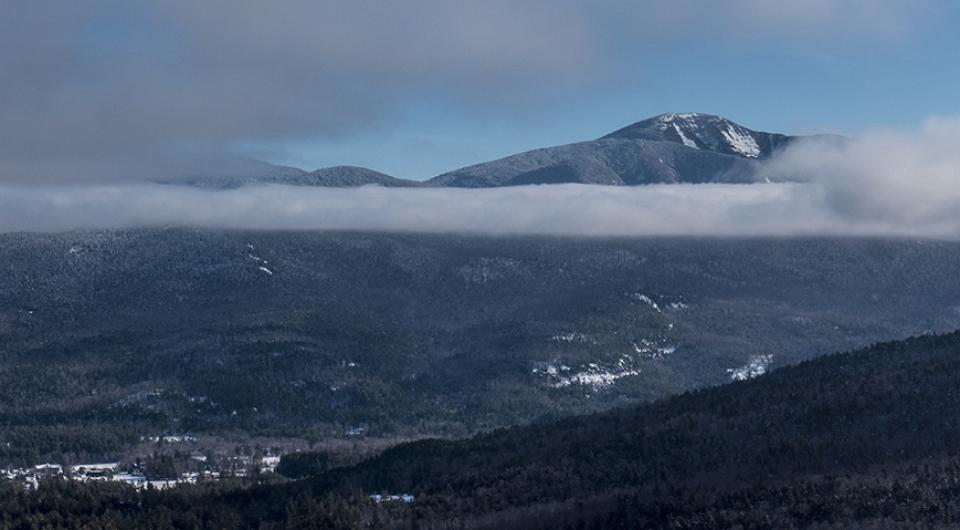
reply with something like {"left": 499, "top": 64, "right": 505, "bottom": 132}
{"left": 3, "top": 1, "right": 959, "bottom": 182}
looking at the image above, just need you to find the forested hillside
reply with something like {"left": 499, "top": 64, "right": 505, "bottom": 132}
{"left": 4, "top": 232, "right": 960, "bottom": 465}
{"left": 6, "top": 330, "right": 960, "bottom": 528}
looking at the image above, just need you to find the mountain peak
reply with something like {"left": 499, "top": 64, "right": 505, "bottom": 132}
{"left": 654, "top": 112, "right": 712, "bottom": 123}
{"left": 428, "top": 112, "right": 807, "bottom": 187}
{"left": 603, "top": 113, "right": 790, "bottom": 159}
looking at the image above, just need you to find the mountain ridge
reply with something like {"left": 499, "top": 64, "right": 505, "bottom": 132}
{"left": 602, "top": 112, "right": 793, "bottom": 158}
{"left": 162, "top": 113, "right": 826, "bottom": 188}
{"left": 161, "top": 164, "right": 420, "bottom": 189}
{"left": 427, "top": 112, "right": 812, "bottom": 187}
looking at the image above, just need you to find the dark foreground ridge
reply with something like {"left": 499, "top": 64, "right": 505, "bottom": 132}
{"left": 6, "top": 330, "right": 960, "bottom": 528}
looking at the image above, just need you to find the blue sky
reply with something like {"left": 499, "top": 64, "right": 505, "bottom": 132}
{"left": 2, "top": 1, "right": 959, "bottom": 182}
{"left": 279, "top": 6, "right": 960, "bottom": 180}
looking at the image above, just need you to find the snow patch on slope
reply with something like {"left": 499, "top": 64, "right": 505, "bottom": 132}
{"left": 629, "top": 293, "right": 662, "bottom": 312}
{"left": 632, "top": 339, "right": 675, "bottom": 360}
{"left": 551, "top": 332, "right": 596, "bottom": 344}
{"left": 727, "top": 354, "right": 773, "bottom": 381}
{"left": 533, "top": 354, "right": 641, "bottom": 391}
{"left": 721, "top": 125, "right": 761, "bottom": 158}
{"left": 246, "top": 244, "right": 273, "bottom": 276}
{"left": 673, "top": 124, "right": 699, "bottom": 149}
{"left": 550, "top": 359, "right": 640, "bottom": 390}
{"left": 554, "top": 368, "right": 639, "bottom": 389}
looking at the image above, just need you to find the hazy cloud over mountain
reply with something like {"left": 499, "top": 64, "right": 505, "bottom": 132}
{"left": 760, "top": 116, "right": 960, "bottom": 229}
{"left": 0, "top": 180, "right": 941, "bottom": 238}
{"left": 0, "top": 1, "right": 939, "bottom": 183}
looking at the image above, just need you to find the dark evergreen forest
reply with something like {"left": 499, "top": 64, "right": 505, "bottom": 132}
{"left": 5, "top": 331, "right": 960, "bottom": 529}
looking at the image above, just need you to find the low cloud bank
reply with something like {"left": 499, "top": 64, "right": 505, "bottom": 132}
{"left": 0, "top": 181, "right": 951, "bottom": 238}
{"left": 3, "top": 115, "right": 959, "bottom": 238}
{"left": 761, "top": 116, "right": 960, "bottom": 229}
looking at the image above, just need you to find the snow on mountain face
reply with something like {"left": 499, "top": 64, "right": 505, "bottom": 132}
{"left": 673, "top": 123, "right": 699, "bottom": 149}
{"left": 651, "top": 113, "right": 763, "bottom": 158}
{"left": 720, "top": 124, "right": 761, "bottom": 158}
{"left": 427, "top": 112, "right": 814, "bottom": 187}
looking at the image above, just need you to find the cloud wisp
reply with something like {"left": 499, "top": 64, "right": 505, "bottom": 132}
{"left": 759, "top": 116, "right": 960, "bottom": 231}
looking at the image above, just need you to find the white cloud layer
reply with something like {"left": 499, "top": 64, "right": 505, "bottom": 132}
{"left": 760, "top": 116, "right": 960, "bottom": 230}
{"left": 0, "top": 180, "right": 953, "bottom": 239}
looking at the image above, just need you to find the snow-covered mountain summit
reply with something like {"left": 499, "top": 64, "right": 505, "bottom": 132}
{"left": 602, "top": 113, "right": 792, "bottom": 159}
{"left": 160, "top": 113, "right": 820, "bottom": 189}
{"left": 427, "top": 113, "right": 805, "bottom": 187}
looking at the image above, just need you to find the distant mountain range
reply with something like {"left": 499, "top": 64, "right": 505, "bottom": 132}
{"left": 162, "top": 164, "right": 420, "bottom": 189}
{"left": 166, "top": 113, "right": 834, "bottom": 189}
{"left": 428, "top": 113, "right": 803, "bottom": 187}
